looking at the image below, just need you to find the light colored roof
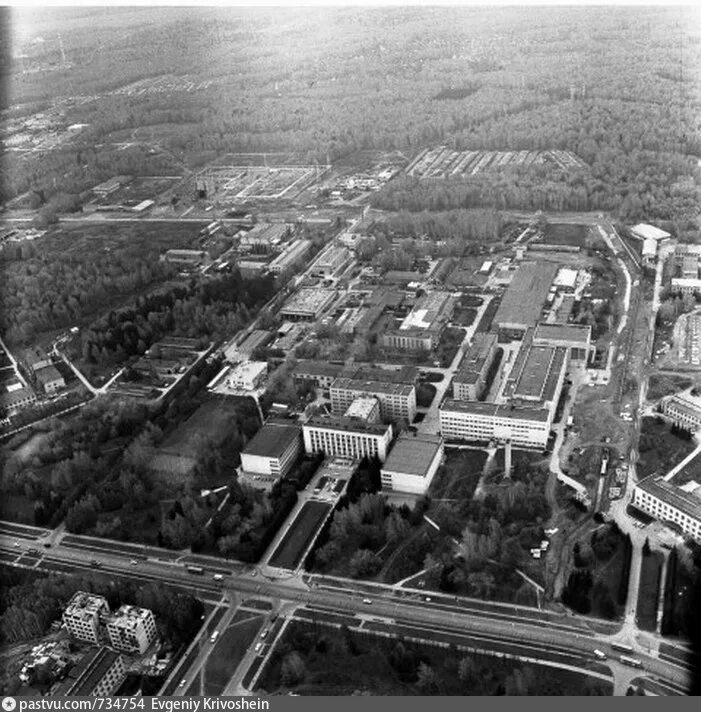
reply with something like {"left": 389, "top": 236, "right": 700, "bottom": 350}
{"left": 441, "top": 398, "right": 550, "bottom": 422}
{"left": 630, "top": 223, "right": 670, "bottom": 240}
{"left": 533, "top": 322, "right": 591, "bottom": 345}
{"left": 493, "top": 262, "right": 558, "bottom": 328}
{"left": 636, "top": 476, "right": 701, "bottom": 521}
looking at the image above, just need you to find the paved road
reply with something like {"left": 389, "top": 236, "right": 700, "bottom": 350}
{"left": 0, "top": 523, "right": 692, "bottom": 693}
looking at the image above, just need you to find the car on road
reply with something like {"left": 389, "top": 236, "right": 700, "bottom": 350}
{"left": 213, "top": 574, "right": 224, "bottom": 581}
{"left": 90, "top": 559, "right": 102, "bottom": 568}
{"left": 28, "top": 548, "right": 38, "bottom": 554}
{"left": 179, "top": 679, "right": 187, "bottom": 687}
{"left": 130, "top": 559, "right": 138, "bottom": 566}
{"left": 254, "top": 643, "right": 262, "bottom": 653}
{"left": 362, "top": 598, "right": 372, "bottom": 605}
{"left": 13, "top": 541, "right": 19, "bottom": 547}
{"left": 261, "top": 630, "right": 268, "bottom": 639}
{"left": 210, "top": 631, "right": 220, "bottom": 644}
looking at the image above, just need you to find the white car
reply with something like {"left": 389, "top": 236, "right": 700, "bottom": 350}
{"left": 179, "top": 679, "right": 187, "bottom": 687}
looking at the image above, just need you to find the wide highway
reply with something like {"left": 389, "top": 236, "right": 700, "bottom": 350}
{"left": 0, "top": 521, "right": 692, "bottom": 693}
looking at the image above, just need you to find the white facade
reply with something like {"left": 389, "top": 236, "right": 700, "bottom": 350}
{"left": 303, "top": 419, "right": 392, "bottom": 462}
{"left": 632, "top": 479, "right": 701, "bottom": 542}
{"left": 63, "top": 593, "right": 110, "bottom": 645}
{"left": 240, "top": 440, "right": 301, "bottom": 479}
{"left": 662, "top": 393, "right": 701, "bottom": 431}
{"left": 671, "top": 278, "right": 701, "bottom": 296}
{"left": 331, "top": 380, "right": 417, "bottom": 423}
{"left": 439, "top": 401, "right": 551, "bottom": 448}
{"left": 106, "top": 606, "right": 157, "bottom": 654}
{"left": 381, "top": 435, "right": 444, "bottom": 495}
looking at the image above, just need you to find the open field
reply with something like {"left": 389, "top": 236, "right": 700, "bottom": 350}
{"left": 542, "top": 223, "right": 589, "bottom": 246}
{"left": 268, "top": 500, "right": 332, "bottom": 570}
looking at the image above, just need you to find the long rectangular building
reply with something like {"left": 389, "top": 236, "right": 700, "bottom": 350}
{"left": 632, "top": 476, "right": 701, "bottom": 542}
{"left": 303, "top": 417, "right": 393, "bottom": 462}
{"left": 439, "top": 399, "right": 552, "bottom": 448}
{"left": 382, "top": 291, "right": 455, "bottom": 351}
{"left": 267, "top": 239, "right": 312, "bottom": 275}
{"left": 493, "top": 262, "right": 559, "bottom": 336}
{"left": 453, "top": 333, "right": 498, "bottom": 401}
{"left": 533, "top": 322, "right": 591, "bottom": 361}
{"left": 330, "top": 377, "right": 416, "bottom": 423}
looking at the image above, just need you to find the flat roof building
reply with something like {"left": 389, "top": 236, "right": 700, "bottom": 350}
{"left": 662, "top": 392, "right": 701, "bottom": 432}
{"left": 331, "top": 377, "right": 417, "bottom": 423}
{"left": 381, "top": 433, "right": 444, "bottom": 495}
{"left": 106, "top": 605, "right": 157, "bottom": 655}
{"left": 280, "top": 288, "right": 337, "bottom": 321}
{"left": 310, "top": 244, "right": 352, "bottom": 278}
{"left": 267, "top": 239, "right": 312, "bottom": 275}
{"left": 504, "top": 338, "right": 567, "bottom": 404}
{"left": 632, "top": 475, "right": 701, "bottom": 542}
{"left": 453, "top": 333, "right": 498, "bottom": 401}
{"left": 493, "top": 262, "right": 558, "bottom": 335}
{"left": 163, "top": 249, "right": 207, "bottom": 265}
{"left": 344, "top": 396, "right": 381, "bottom": 423}
{"left": 533, "top": 322, "right": 591, "bottom": 361}
{"left": 303, "top": 416, "right": 393, "bottom": 462}
{"left": 62, "top": 592, "right": 110, "bottom": 645}
{"left": 236, "top": 329, "right": 273, "bottom": 357}
{"left": 630, "top": 224, "right": 671, "bottom": 242}
{"left": 240, "top": 421, "right": 303, "bottom": 489}
{"left": 225, "top": 361, "right": 268, "bottom": 391}
{"left": 54, "top": 647, "right": 125, "bottom": 698}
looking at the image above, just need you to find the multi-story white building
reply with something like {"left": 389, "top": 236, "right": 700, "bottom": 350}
{"left": 662, "top": 392, "right": 701, "bottom": 431}
{"left": 453, "top": 333, "right": 498, "bottom": 401}
{"left": 439, "top": 400, "right": 552, "bottom": 448}
{"left": 632, "top": 476, "right": 701, "bottom": 542}
{"left": 62, "top": 593, "right": 110, "bottom": 645}
{"left": 344, "top": 396, "right": 381, "bottom": 423}
{"left": 303, "top": 417, "right": 393, "bottom": 462}
{"left": 330, "top": 377, "right": 417, "bottom": 423}
{"left": 106, "top": 605, "right": 158, "bottom": 654}
{"left": 240, "top": 421, "right": 303, "bottom": 488}
{"left": 381, "top": 433, "right": 444, "bottom": 495}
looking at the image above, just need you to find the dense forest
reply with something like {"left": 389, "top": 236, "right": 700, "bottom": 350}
{"left": 2, "top": 6, "right": 700, "bottom": 226}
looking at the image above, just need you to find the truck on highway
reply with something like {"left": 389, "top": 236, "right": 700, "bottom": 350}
{"left": 619, "top": 655, "right": 643, "bottom": 668}
{"left": 213, "top": 574, "right": 224, "bottom": 581}
{"left": 362, "top": 598, "right": 372, "bottom": 605}
{"left": 611, "top": 642, "right": 633, "bottom": 654}
{"left": 186, "top": 566, "right": 204, "bottom": 575}
{"left": 593, "top": 649, "right": 607, "bottom": 660}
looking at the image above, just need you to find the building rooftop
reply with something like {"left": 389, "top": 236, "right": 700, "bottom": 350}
{"left": 345, "top": 365, "right": 417, "bottom": 385}
{"left": 331, "top": 377, "right": 415, "bottom": 397}
{"left": 243, "top": 421, "right": 302, "bottom": 459}
{"left": 344, "top": 397, "right": 379, "bottom": 421}
{"left": 493, "top": 262, "right": 558, "bottom": 328}
{"left": 382, "top": 433, "right": 443, "bottom": 477}
{"left": 553, "top": 267, "right": 578, "bottom": 289}
{"left": 305, "top": 416, "right": 390, "bottom": 436}
{"left": 441, "top": 398, "right": 551, "bottom": 422}
{"left": 510, "top": 344, "right": 565, "bottom": 401}
{"left": 671, "top": 278, "right": 701, "bottom": 289}
{"left": 64, "top": 592, "right": 109, "bottom": 620}
{"left": 34, "top": 365, "right": 63, "bottom": 386}
{"left": 630, "top": 223, "right": 671, "bottom": 241}
{"left": 637, "top": 475, "right": 701, "bottom": 522}
{"left": 454, "top": 333, "right": 497, "bottom": 385}
{"left": 399, "top": 291, "right": 454, "bottom": 331}
{"left": 281, "top": 287, "right": 336, "bottom": 315}
{"left": 56, "top": 647, "right": 121, "bottom": 697}
{"left": 293, "top": 360, "right": 345, "bottom": 379}
{"left": 533, "top": 322, "right": 591, "bottom": 345}
{"left": 0, "top": 386, "right": 35, "bottom": 410}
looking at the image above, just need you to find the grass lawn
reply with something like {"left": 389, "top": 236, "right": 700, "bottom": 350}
{"left": 452, "top": 307, "right": 478, "bottom": 327}
{"left": 416, "top": 382, "right": 437, "bottom": 408}
{"left": 637, "top": 417, "right": 696, "bottom": 479}
{"left": 429, "top": 448, "right": 488, "bottom": 501}
{"left": 636, "top": 551, "right": 664, "bottom": 631}
{"left": 542, "top": 223, "right": 588, "bottom": 246}
{"left": 203, "top": 613, "right": 265, "bottom": 695}
{"left": 646, "top": 374, "right": 693, "bottom": 402}
{"left": 257, "top": 620, "right": 612, "bottom": 695}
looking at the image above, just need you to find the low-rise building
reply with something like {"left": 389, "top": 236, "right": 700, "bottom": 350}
{"left": 240, "top": 421, "right": 303, "bottom": 488}
{"left": 236, "top": 329, "right": 273, "bottom": 358}
{"left": 453, "top": 333, "right": 498, "bottom": 401}
{"left": 92, "top": 175, "right": 130, "bottom": 198}
{"left": 292, "top": 360, "right": 344, "bottom": 393}
{"left": 280, "top": 288, "right": 337, "bottom": 321}
{"left": 302, "top": 416, "right": 393, "bottom": 462}
{"left": 632, "top": 476, "right": 701, "bottom": 542}
{"left": 0, "top": 386, "right": 37, "bottom": 415}
{"left": 54, "top": 647, "right": 126, "bottom": 697}
{"left": 382, "top": 291, "right": 455, "bottom": 352}
{"left": 671, "top": 278, "right": 701, "bottom": 296}
{"left": 532, "top": 322, "right": 591, "bottom": 361}
{"left": 62, "top": 592, "right": 110, "bottom": 645}
{"left": 267, "top": 239, "right": 312, "bottom": 275}
{"left": 106, "top": 605, "right": 158, "bottom": 654}
{"left": 381, "top": 433, "right": 444, "bottom": 495}
{"left": 310, "top": 244, "right": 352, "bottom": 278}
{"left": 226, "top": 361, "right": 268, "bottom": 391}
{"left": 629, "top": 223, "right": 671, "bottom": 243}
{"left": 34, "top": 365, "right": 66, "bottom": 394}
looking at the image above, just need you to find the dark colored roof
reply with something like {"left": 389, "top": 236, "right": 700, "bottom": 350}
{"left": 493, "top": 262, "right": 558, "bottom": 328}
{"left": 243, "top": 421, "right": 302, "bottom": 459}
{"left": 331, "top": 377, "right": 414, "bottom": 397}
{"left": 382, "top": 433, "right": 443, "bottom": 477}
{"left": 636, "top": 476, "right": 701, "bottom": 521}
{"left": 293, "top": 360, "right": 344, "bottom": 379}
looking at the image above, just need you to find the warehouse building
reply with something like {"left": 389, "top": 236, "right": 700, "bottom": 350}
{"left": 280, "top": 288, "right": 337, "bottom": 321}
{"left": 630, "top": 223, "right": 671, "bottom": 243}
{"left": 381, "top": 433, "right": 444, "bottom": 495}
{"left": 532, "top": 322, "right": 591, "bottom": 361}
{"left": 330, "top": 377, "right": 417, "bottom": 423}
{"left": 310, "top": 244, "right": 352, "bottom": 278}
{"left": 493, "top": 262, "right": 559, "bottom": 337}
{"left": 302, "top": 416, "right": 393, "bottom": 462}
{"left": 162, "top": 249, "right": 208, "bottom": 266}
{"left": 240, "top": 421, "right": 303, "bottom": 488}
{"left": 267, "top": 239, "right": 312, "bottom": 275}
{"left": 453, "top": 333, "right": 498, "bottom": 401}
{"left": 382, "top": 291, "right": 455, "bottom": 351}
{"left": 632, "top": 476, "right": 701, "bottom": 542}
